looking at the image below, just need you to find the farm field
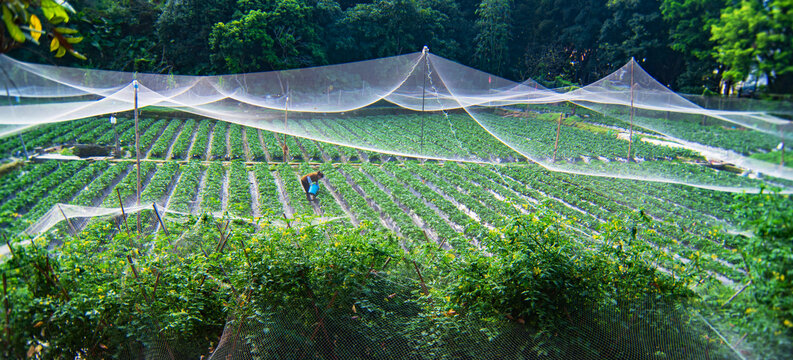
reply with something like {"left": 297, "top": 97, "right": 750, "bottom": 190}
{"left": 0, "top": 113, "right": 790, "bottom": 359}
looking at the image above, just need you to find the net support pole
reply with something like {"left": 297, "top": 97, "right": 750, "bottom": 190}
{"left": 282, "top": 94, "right": 289, "bottom": 161}
{"left": 133, "top": 80, "right": 141, "bottom": 235}
{"left": 152, "top": 203, "right": 168, "bottom": 236}
{"left": 2, "top": 273, "right": 9, "bottom": 346}
{"left": 781, "top": 128, "right": 786, "bottom": 167}
{"left": 421, "top": 46, "right": 428, "bottom": 153}
{"left": 17, "top": 134, "right": 28, "bottom": 160}
{"left": 553, "top": 113, "right": 563, "bottom": 163}
{"left": 627, "top": 58, "right": 635, "bottom": 162}
{"left": 57, "top": 204, "right": 78, "bottom": 239}
{"left": 117, "top": 188, "right": 130, "bottom": 235}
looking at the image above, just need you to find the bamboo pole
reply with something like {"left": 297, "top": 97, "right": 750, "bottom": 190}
{"left": 553, "top": 113, "right": 563, "bottom": 163}
{"left": 781, "top": 128, "right": 785, "bottom": 167}
{"left": 57, "top": 204, "right": 78, "bottom": 239}
{"left": 2, "top": 273, "right": 10, "bottom": 347}
{"left": 421, "top": 47, "right": 428, "bottom": 152}
{"left": 721, "top": 280, "right": 752, "bottom": 308}
{"left": 134, "top": 80, "right": 142, "bottom": 235}
{"left": 116, "top": 189, "right": 130, "bottom": 235}
{"left": 152, "top": 204, "right": 168, "bottom": 236}
{"left": 627, "top": 58, "right": 635, "bottom": 162}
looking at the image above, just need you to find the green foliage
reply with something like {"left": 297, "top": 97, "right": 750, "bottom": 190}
{"left": 1, "top": 208, "right": 712, "bottom": 358}
{"left": 208, "top": 0, "right": 328, "bottom": 72}
{"left": 731, "top": 188, "right": 793, "bottom": 345}
{"left": 711, "top": 0, "right": 793, "bottom": 93}
{"left": 473, "top": 0, "right": 511, "bottom": 75}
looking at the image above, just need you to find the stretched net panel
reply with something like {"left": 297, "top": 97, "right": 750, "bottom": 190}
{"left": 0, "top": 50, "right": 790, "bottom": 192}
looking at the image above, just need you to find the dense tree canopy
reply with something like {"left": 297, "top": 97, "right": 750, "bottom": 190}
{"left": 3, "top": 0, "right": 793, "bottom": 95}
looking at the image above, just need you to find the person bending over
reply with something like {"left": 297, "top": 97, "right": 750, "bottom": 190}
{"left": 300, "top": 171, "right": 324, "bottom": 201}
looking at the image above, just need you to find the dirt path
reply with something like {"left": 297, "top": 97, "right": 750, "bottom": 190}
{"left": 272, "top": 172, "right": 294, "bottom": 218}
{"left": 155, "top": 167, "right": 182, "bottom": 232}
{"left": 338, "top": 167, "right": 404, "bottom": 240}
{"left": 221, "top": 167, "right": 230, "bottom": 213}
{"left": 74, "top": 164, "right": 131, "bottom": 232}
{"left": 225, "top": 123, "right": 232, "bottom": 160}
{"left": 321, "top": 177, "right": 359, "bottom": 226}
{"left": 248, "top": 169, "right": 260, "bottom": 218}
{"left": 359, "top": 167, "right": 440, "bottom": 243}
{"left": 143, "top": 122, "right": 169, "bottom": 159}
{"left": 381, "top": 166, "right": 464, "bottom": 233}
{"left": 242, "top": 128, "right": 252, "bottom": 162}
{"left": 294, "top": 137, "right": 313, "bottom": 162}
{"left": 191, "top": 167, "right": 208, "bottom": 214}
{"left": 315, "top": 141, "right": 332, "bottom": 163}
{"left": 258, "top": 129, "right": 273, "bottom": 162}
{"left": 182, "top": 123, "right": 200, "bottom": 160}
{"left": 204, "top": 122, "right": 216, "bottom": 160}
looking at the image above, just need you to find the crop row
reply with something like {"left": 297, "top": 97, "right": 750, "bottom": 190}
{"left": 228, "top": 161, "right": 251, "bottom": 217}
{"left": 246, "top": 128, "right": 266, "bottom": 161}
{"left": 260, "top": 131, "right": 283, "bottom": 160}
{"left": 77, "top": 119, "right": 113, "bottom": 144}
{"left": 0, "top": 122, "right": 75, "bottom": 156}
{"left": 0, "top": 161, "right": 85, "bottom": 231}
{"left": 383, "top": 162, "right": 475, "bottom": 234}
{"left": 119, "top": 118, "right": 156, "bottom": 149}
{"left": 340, "top": 164, "right": 424, "bottom": 242}
{"left": 319, "top": 163, "right": 380, "bottom": 226}
{"left": 210, "top": 122, "right": 228, "bottom": 160}
{"left": 405, "top": 162, "right": 505, "bottom": 227}
{"left": 189, "top": 121, "right": 213, "bottom": 159}
{"left": 169, "top": 119, "right": 196, "bottom": 159}
{"left": 252, "top": 163, "right": 282, "bottom": 216}
{"left": 51, "top": 118, "right": 97, "bottom": 145}
{"left": 169, "top": 161, "right": 203, "bottom": 213}
{"left": 483, "top": 112, "right": 697, "bottom": 162}
{"left": 97, "top": 118, "right": 134, "bottom": 146}
{"left": 296, "top": 137, "right": 322, "bottom": 161}
{"left": 362, "top": 163, "right": 457, "bottom": 241}
{"left": 25, "top": 161, "right": 111, "bottom": 225}
{"left": 137, "top": 119, "right": 168, "bottom": 154}
{"left": 494, "top": 164, "right": 745, "bottom": 281}
{"left": 0, "top": 161, "right": 59, "bottom": 205}
{"left": 101, "top": 162, "right": 157, "bottom": 207}
{"left": 200, "top": 163, "right": 225, "bottom": 212}
{"left": 300, "top": 122, "right": 338, "bottom": 160}
{"left": 228, "top": 124, "right": 245, "bottom": 160}
{"left": 309, "top": 119, "right": 361, "bottom": 161}
{"left": 148, "top": 120, "right": 183, "bottom": 158}
{"left": 71, "top": 163, "right": 128, "bottom": 206}
{"left": 141, "top": 161, "right": 180, "bottom": 204}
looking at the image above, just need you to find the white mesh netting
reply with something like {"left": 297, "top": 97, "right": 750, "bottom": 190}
{"left": 1, "top": 49, "right": 791, "bottom": 192}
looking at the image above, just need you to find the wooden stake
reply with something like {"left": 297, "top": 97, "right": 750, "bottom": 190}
{"left": 126, "top": 255, "right": 149, "bottom": 303}
{"left": 421, "top": 48, "right": 427, "bottom": 152}
{"left": 2, "top": 273, "right": 10, "bottom": 347}
{"left": 152, "top": 204, "right": 168, "bottom": 236}
{"left": 627, "top": 59, "right": 635, "bottom": 162}
{"left": 57, "top": 204, "right": 78, "bottom": 239}
{"left": 552, "top": 113, "right": 563, "bottom": 163}
{"left": 412, "top": 261, "right": 429, "bottom": 296}
{"left": 117, "top": 189, "right": 130, "bottom": 235}
{"left": 134, "top": 80, "right": 142, "bottom": 235}
{"left": 721, "top": 280, "right": 752, "bottom": 308}
{"left": 780, "top": 128, "right": 785, "bottom": 167}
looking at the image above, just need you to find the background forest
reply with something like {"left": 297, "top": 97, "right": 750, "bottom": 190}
{"left": 6, "top": 0, "right": 793, "bottom": 95}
